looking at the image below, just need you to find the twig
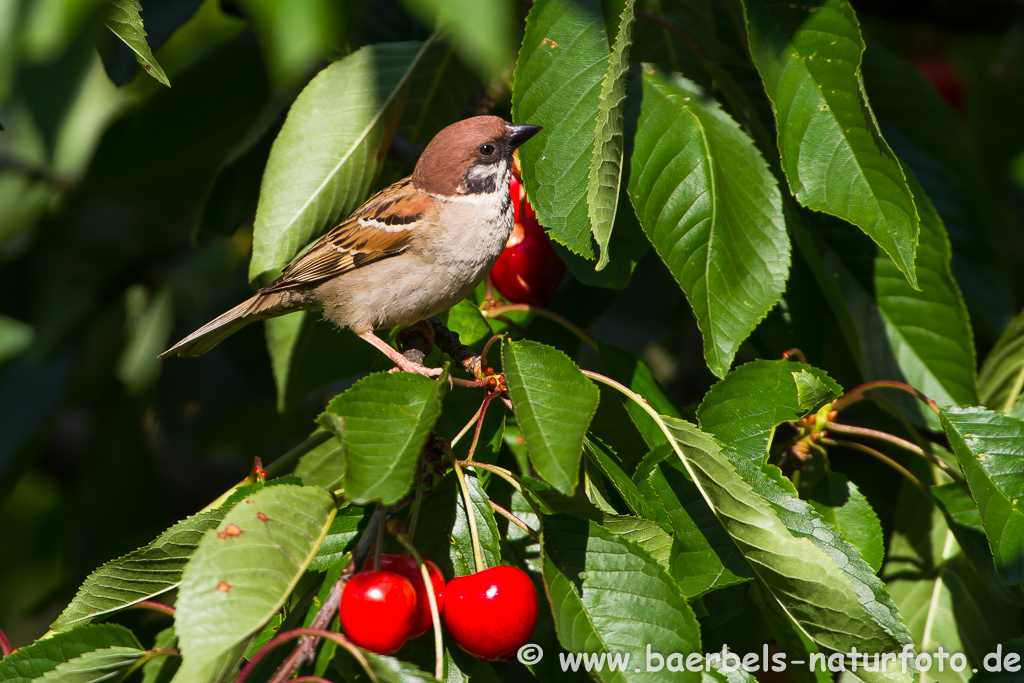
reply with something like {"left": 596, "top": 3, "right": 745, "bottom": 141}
{"left": 821, "top": 438, "right": 925, "bottom": 490}
{"left": 490, "top": 500, "right": 540, "bottom": 541}
{"left": 829, "top": 380, "right": 940, "bottom": 416}
{"left": 238, "top": 629, "right": 375, "bottom": 683}
{"left": 266, "top": 509, "right": 382, "bottom": 683}
{"left": 127, "top": 600, "right": 175, "bottom": 618}
{"left": 482, "top": 304, "right": 597, "bottom": 349}
{"left": 466, "top": 393, "right": 498, "bottom": 461}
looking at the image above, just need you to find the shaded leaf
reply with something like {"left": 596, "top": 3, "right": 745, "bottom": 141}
{"left": 980, "top": 308, "right": 1024, "bottom": 414}
{"left": 400, "top": 0, "right": 512, "bottom": 80}
{"left": 0, "top": 624, "right": 141, "bottom": 682}
{"left": 503, "top": 340, "right": 599, "bottom": 495}
{"left": 174, "top": 485, "right": 336, "bottom": 683}
{"left": 308, "top": 504, "right": 368, "bottom": 572}
{"left": 38, "top": 646, "right": 145, "bottom": 682}
{"left": 543, "top": 514, "right": 702, "bottom": 682}
{"left": 629, "top": 68, "right": 789, "bottom": 378}
{"left": 807, "top": 472, "right": 885, "bottom": 572}
{"left": 742, "top": 0, "right": 919, "bottom": 286}
{"left": 320, "top": 371, "right": 446, "bottom": 505}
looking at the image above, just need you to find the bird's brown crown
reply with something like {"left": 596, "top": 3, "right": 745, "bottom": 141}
{"left": 411, "top": 116, "right": 513, "bottom": 196}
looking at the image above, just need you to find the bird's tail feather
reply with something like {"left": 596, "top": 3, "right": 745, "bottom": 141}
{"left": 159, "top": 290, "right": 297, "bottom": 358}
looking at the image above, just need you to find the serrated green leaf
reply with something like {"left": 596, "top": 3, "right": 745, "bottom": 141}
{"left": 512, "top": 0, "right": 635, "bottom": 259}
{"left": 543, "top": 515, "right": 702, "bottom": 682}
{"left": 941, "top": 407, "right": 1024, "bottom": 585}
{"left": 0, "top": 624, "right": 141, "bottom": 683}
{"left": 503, "top": 340, "right": 600, "bottom": 495}
{"left": 321, "top": 371, "right": 445, "bottom": 505}
{"left": 249, "top": 39, "right": 434, "bottom": 283}
{"left": 697, "top": 360, "right": 842, "bottom": 466}
{"left": 308, "top": 504, "right": 367, "bottom": 572}
{"left": 883, "top": 482, "right": 1023, "bottom": 683}
{"left": 296, "top": 426, "right": 346, "bottom": 491}
{"left": 600, "top": 514, "right": 673, "bottom": 568}
{"left": 629, "top": 67, "right": 789, "bottom": 378}
{"left": 980, "top": 308, "right": 1024, "bottom": 415}
{"left": 411, "top": 472, "right": 501, "bottom": 579}
{"left": 173, "top": 485, "right": 336, "bottom": 683}
{"left": 655, "top": 415, "right": 914, "bottom": 679}
{"left": 102, "top": 0, "right": 170, "bottom": 87}
{"left": 141, "top": 627, "right": 178, "bottom": 683}
{"left": 51, "top": 509, "right": 227, "bottom": 631}
{"left": 808, "top": 163, "right": 978, "bottom": 426}
{"left": 742, "top": 0, "right": 920, "bottom": 286}
{"left": 37, "top": 646, "right": 145, "bottom": 682}
{"left": 585, "top": 437, "right": 669, "bottom": 527}
{"left": 807, "top": 472, "right": 885, "bottom": 572}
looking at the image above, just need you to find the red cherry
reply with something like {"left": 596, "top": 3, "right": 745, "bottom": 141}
{"left": 909, "top": 57, "right": 964, "bottom": 111}
{"left": 375, "top": 554, "right": 446, "bottom": 638}
{"left": 509, "top": 175, "right": 535, "bottom": 224}
{"left": 490, "top": 217, "right": 566, "bottom": 306}
{"left": 340, "top": 570, "right": 416, "bottom": 654}
{"left": 441, "top": 565, "right": 538, "bottom": 661}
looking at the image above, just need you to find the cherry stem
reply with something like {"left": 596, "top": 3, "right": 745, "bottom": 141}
{"left": 1001, "top": 363, "right": 1024, "bottom": 415}
{"left": 127, "top": 600, "right": 175, "bottom": 618}
{"left": 236, "top": 629, "right": 370, "bottom": 683}
{"left": 265, "top": 430, "right": 332, "bottom": 477}
{"left": 0, "top": 626, "right": 11, "bottom": 657}
{"left": 407, "top": 454, "right": 426, "bottom": 541}
{"left": 373, "top": 503, "right": 385, "bottom": 571}
{"left": 490, "top": 500, "right": 539, "bottom": 541}
{"left": 466, "top": 393, "right": 497, "bottom": 462}
{"left": 452, "top": 394, "right": 491, "bottom": 448}
{"left": 444, "top": 446, "right": 486, "bottom": 574}
{"left": 821, "top": 438, "right": 925, "bottom": 490}
{"left": 825, "top": 422, "right": 966, "bottom": 487}
{"left": 391, "top": 530, "right": 444, "bottom": 680}
{"left": 480, "top": 333, "right": 505, "bottom": 373}
{"left": 830, "top": 380, "right": 940, "bottom": 416}
{"left": 482, "top": 304, "right": 597, "bottom": 349}
{"left": 457, "top": 460, "right": 544, "bottom": 520}
{"left": 782, "top": 348, "right": 808, "bottom": 364}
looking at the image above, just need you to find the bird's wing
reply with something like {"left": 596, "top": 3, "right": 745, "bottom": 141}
{"left": 262, "top": 178, "right": 432, "bottom": 292}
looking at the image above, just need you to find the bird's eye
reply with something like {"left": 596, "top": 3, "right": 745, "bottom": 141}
{"left": 479, "top": 143, "right": 496, "bottom": 156}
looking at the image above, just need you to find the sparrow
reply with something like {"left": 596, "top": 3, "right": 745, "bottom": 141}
{"left": 159, "top": 116, "right": 543, "bottom": 375}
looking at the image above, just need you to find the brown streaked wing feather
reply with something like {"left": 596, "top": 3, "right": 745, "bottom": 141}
{"left": 263, "top": 178, "right": 432, "bottom": 292}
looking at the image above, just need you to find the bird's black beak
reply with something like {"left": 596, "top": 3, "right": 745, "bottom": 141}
{"left": 507, "top": 123, "right": 544, "bottom": 149}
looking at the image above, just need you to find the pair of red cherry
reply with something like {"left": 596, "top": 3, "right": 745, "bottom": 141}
{"left": 340, "top": 555, "right": 539, "bottom": 661}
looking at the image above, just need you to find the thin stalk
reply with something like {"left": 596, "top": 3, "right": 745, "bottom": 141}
{"left": 482, "top": 304, "right": 597, "bottom": 349}
{"left": 0, "top": 627, "right": 10, "bottom": 657}
{"left": 822, "top": 438, "right": 925, "bottom": 490}
{"left": 266, "top": 430, "right": 333, "bottom": 477}
{"left": 373, "top": 503, "right": 385, "bottom": 571}
{"left": 825, "top": 422, "right": 966, "bottom": 487}
{"left": 446, "top": 448, "right": 485, "bottom": 573}
{"left": 466, "top": 393, "right": 497, "bottom": 462}
{"left": 458, "top": 460, "right": 543, "bottom": 519}
{"left": 127, "top": 600, "right": 175, "bottom": 618}
{"left": 407, "top": 455, "right": 426, "bottom": 542}
{"left": 391, "top": 530, "right": 444, "bottom": 680}
{"left": 830, "top": 380, "right": 940, "bottom": 416}
{"left": 1001, "top": 362, "right": 1024, "bottom": 415}
{"left": 480, "top": 333, "right": 504, "bottom": 373}
{"left": 236, "top": 629, "right": 374, "bottom": 683}
{"left": 782, "top": 348, "right": 808, "bottom": 364}
{"left": 490, "top": 500, "right": 540, "bottom": 541}
{"left": 452, "top": 395, "right": 489, "bottom": 448}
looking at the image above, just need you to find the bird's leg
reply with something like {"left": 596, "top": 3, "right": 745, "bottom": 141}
{"left": 357, "top": 330, "right": 443, "bottom": 377}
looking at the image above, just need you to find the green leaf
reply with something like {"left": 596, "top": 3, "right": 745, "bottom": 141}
{"left": 320, "top": 371, "right": 446, "bottom": 505}
{"left": 941, "top": 407, "right": 1024, "bottom": 584}
{"left": 296, "top": 426, "right": 346, "bottom": 491}
{"left": 0, "top": 315, "right": 34, "bottom": 366}
{"left": 102, "top": 0, "right": 170, "bottom": 87}
{"left": 883, "top": 482, "right": 1023, "bottom": 682}
{"left": 980, "top": 307, "right": 1024, "bottom": 414}
{"left": 249, "top": 39, "right": 434, "bottom": 283}
{"left": 117, "top": 285, "right": 173, "bottom": 395}
{"left": 512, "top": 0, "right": 636, "bottom": 260}
{"left": 599, "top": 344, "right": 680, "bottom": 450}
{"left": 808, "top": 163, "right": 978, "bottom": 425}
{"left": 413, "top": 472, "right": 501, "bottom": 578}
{"left": 628, "top": 68, "right": 789, "bottom": 378}
{"left": 543, "top": 515, "right": 702, "bottom": 682}
{"left": 742, "top": 0, "right": 920, "bottom": 287}
{"left": 647, "top": 461, "right": 750, "bottom": 598}
{"left": 807, "top": 472, "right": 885, "bottom": 572}
{"left": 397, "top": 42, "right": 482, "bottom": 146}
{"left": 51, "top": 509, "right": 227, "bottom": 631}
{"left": 658, "top": 416, "right": 913, "bottom": 676}
{"left": 585, "top": 437, "right": 669, "bottom": 527}
{"left": 308, "top": 504, "right": 368, "bottom": 572}
{"left": 174, "top": 485, "right": 336, "bottom": 683}
{"left": 600, "top": 514, "right": 674, "bottom": 569}
{"left": 399, "top": 0, "right": 512, "bottom": 80}
{"left": 37, "top": 646, "right": 145, "bottom": 682}
{"left": 697, "top": 360, "right": 842, "bottom": 466}
{"left": 0, "top": 626, "right": 140, "bottom": 681}
{"left": 502, "top": 340, "right": 600, "bottom": 495}
{"left": 141, "top": 627, "right": 178, "bottom": 683}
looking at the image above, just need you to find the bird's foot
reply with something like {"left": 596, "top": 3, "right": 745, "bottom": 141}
{"left": 390, "top": 355, "right": 444, "bottom": 377}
